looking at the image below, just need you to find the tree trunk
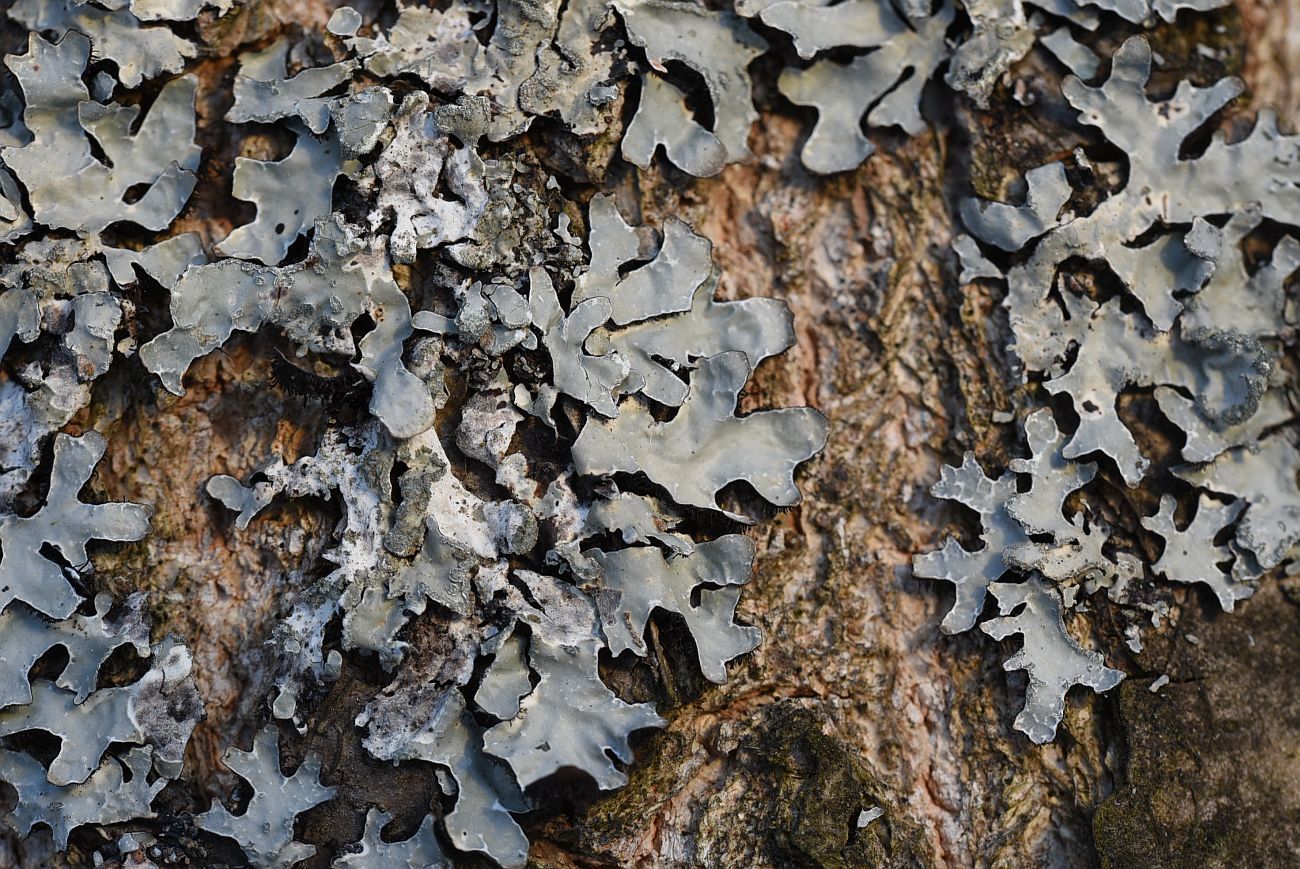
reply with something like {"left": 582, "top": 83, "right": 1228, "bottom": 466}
{"left": 2, "top": 1, "right": 1298, "bottom": 868}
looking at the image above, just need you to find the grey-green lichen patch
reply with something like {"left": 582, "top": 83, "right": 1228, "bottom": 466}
{"left": 0, "top": 638, "right": 200, "bottom": 786}
{"left": 917, "top": 32, "right": 1300, "bottom": 745}
{"left": 334, "top": 808, "right": 448, "bottom": 869}
{"left": 0, "top": 746, "right": 164, "bottom": 850}
{"left": 981, "top": 577, "right": 1124, "bottom": 744}
{"left": 197, "top": 727, "right": 335, "bottom": 868}
{"left": 473, "top": 631, "right": 531, "bottom": 721}
{"left": 0, "top": 4, "right": 831, "bottom": 861}
{"left": 588, "top": 535, "right": 761, "bottom": 684}
{"left": 614, "top": 0, "right": 767, "bottom": 171}
{"left": 958, "top": 163, "right": 1072, "bottom": 253}
{"left": 574, "top": 351, "right": 828, "bottom": 521}
{"left": 0, "top": 432, "right": 151, "bottom": 620}
{"left": 912, "top": 453, "right": 1027, "bottom": 635}
{"left": 777, "top": 3, "right": 953, "bottom": 175}
{"left": 144, "top": 214, "right": 433, "bottom": 439}
{"left": 0, "top": 593, "right": 149, "bottom": 708}
{"left": 216, "top": 127, "right": 344, "bottom": 265}
{"left": 621, "top": 73, "right": 726, "bottom": 178}
{"left": 482, "top": 571, "right": 665, "bottom": 791}
{"left": 226, "top": 39, "right": 357, "bottom": 134}
{"left": 8, "top": 0, "right": 197, "bottom": 88}
{"left": 1176, "top": 434, "right": 1300, "bottom": 572}
{"left": 358, "top": 690, "right": 530, "bottom": 868}
{"left": 605, "top": 268, "right": 796, "bottom": 407}
{"left": 1141, "top": 494, "right": 1252, "bottom": 612}
{"left": 529, "top": 265, "right": 628, "bottom": 417}
{"left": 3, "top": 31, "right": 200, "bottom": 235}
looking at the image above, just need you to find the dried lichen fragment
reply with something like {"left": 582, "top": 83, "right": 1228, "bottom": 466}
{"left": 0, "top": 593, "right": 149, "bottom": 708}
{"left": 0, "top": 431, "right": 151, "bottom": 619}
{"left": 462, "top": 0, "right": 562, "bottom": 141}
{"left": 9, "top": 0, "right": 197, "bottom": 88}
{"left": 335, "top": 809, "right": 448, "bottom": 869}
{"left": 1141, "top": 494, "right": 1252, "bottom": 611}
{"left": 3, "top": 31, "right": 200, "bottom": 234}
{"left": 958, "top": 163, "right": 1071, "bottom": 253}
{"left": 65, "top": 292, "right": 120, "bottom": 380}
{"left": 621, "top": 73, "right": 726, "bottom": 178}
{"left": 615, "top": 0, "right": 768, "bottom": 165}
{"left": 912, "top": 453, "right": 1026, "bottom": 634}
{"left": 130, "top": 0, "right": 235, "bottom": 21}
{"left": 574, "top": 352, "right": 828, "bottom": 521}
{"left": 392, "top": 517, "right": 474, "bottom": 617}
{"left": 483, "top": 571, "right": 665, "bottom": 790}
{"left": 367, "top": 94, "right": 488, "bottom": 264}
{"left": 1176, "top": 434, "right": 1300, "bottom": 570}
{"left": 351, "top": 2, "right": 479, "bottom": 93}
{"left": 777, "top": 4, "right": 952, "bottom": 174}
{"left": 0, "top": 747, "right": 162, "bottom": 850}
{"left": 588, "top": 535, "right": 760, "bottom": 683}
{"left": 945, "top": 0, "right": 1036, "bottom": 105}
{"left": 981, "top": 577, "right": 1124, "bottom": 744}
{"left": 216, "top": 128, "right": 343, "bottom": 265}
{"left": 197, "top": 728, "right": 336, "bottom": 868}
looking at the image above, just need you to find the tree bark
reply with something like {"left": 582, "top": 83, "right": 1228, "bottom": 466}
{"left": 4, "top": 1, "right": 1299, "bottom": 867}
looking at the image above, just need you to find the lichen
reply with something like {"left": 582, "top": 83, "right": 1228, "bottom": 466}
{"left": 914, "top": 34, "right": 1300, "bottom": 744}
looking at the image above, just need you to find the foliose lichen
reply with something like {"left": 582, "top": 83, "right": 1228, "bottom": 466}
{"left": 0, "top": 2, "right": 827, "bottom": 860}
{"left": 914, "top": 35, "right": 1300, "bottom": 743}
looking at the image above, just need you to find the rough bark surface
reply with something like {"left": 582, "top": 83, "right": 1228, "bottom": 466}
{"left": 2, "top": 2, "right": 1298, "bottom": 867}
